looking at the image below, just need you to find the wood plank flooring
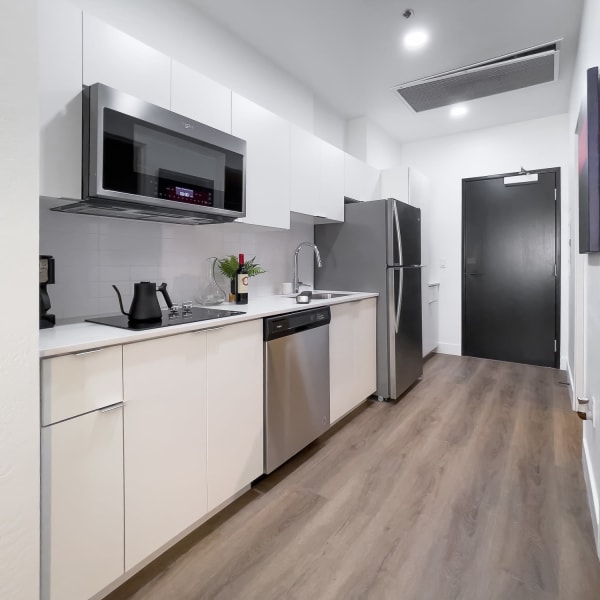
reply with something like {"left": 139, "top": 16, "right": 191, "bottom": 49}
{"left": 106, "top": 354, "right": 600, "bottom": 600}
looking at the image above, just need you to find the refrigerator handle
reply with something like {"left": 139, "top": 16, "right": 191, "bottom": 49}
{"left": 392, "top": 201, "right": 403, "bottom": 265}
{"left": 394, "top": 269, "right": 403, "bottom": 334}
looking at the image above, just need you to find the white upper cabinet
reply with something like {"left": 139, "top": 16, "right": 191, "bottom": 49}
{"left": 380, "top": 167, "right": 409, "bottom": 203}
{"left": 232, "top": 93, "right": 291, "bottom": 229}
{"left": 171, "top": 61, "right": 232, "bottom": 133}
{"left": 290, "top": 124, "right": 320, "bottom": 216}
{"left": 83, "top": 14, "right": 171, "bottom": 109}
{"left": 344, "top": 153, "right": 381, "bottom": 203}
{"left": 39, "top": 0, "right": 82, "bottom": 199}
{"left": 290, "top": 126, "right": 345, "bottom": 222}
{"left": 317, "top": 140, "right": 345, "bottom": 221}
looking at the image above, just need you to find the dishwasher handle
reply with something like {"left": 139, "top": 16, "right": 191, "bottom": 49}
{"left": 264, "top": 307, "right": 331, "bottom": 341}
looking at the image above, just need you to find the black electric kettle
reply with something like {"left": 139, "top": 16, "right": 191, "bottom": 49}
{"left": 112, "top": 282, "right": 173, "bottom": 322}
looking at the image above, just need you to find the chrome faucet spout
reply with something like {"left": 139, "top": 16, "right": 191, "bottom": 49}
{"left": 314, "top": 245, "right": 323, "bottom": 268}
{"left": 293, "top": 242, "right": 323, "bottom": 294}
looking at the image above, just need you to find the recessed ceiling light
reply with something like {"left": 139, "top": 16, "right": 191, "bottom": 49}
{"left": 403, "top": 29, "right": 429, "bottom": 50}
{"left": 450, "top": 105, "right": 468, "bottom": 118}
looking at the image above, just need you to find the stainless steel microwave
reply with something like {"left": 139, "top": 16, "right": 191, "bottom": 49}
{"left": 53, "top": 83, "right": 246, "bottom": 225}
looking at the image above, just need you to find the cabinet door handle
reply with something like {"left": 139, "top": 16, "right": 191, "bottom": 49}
{"left": 74, "top": 348, "right": 104, "bottom": 356}
{"left": 195, "top": 327, "right": 224, "bottom": 333}
{"left": 100, "top": 402, "right": 125, "bottom": 413}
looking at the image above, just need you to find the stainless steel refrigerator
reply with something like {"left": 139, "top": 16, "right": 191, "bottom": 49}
{"left": 315, "top": 198, "right": 423, "bottom": 400}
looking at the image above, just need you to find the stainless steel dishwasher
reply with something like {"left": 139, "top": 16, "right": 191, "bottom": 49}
{"left": 264, "top": 306, "right": 331, "bottom": 474}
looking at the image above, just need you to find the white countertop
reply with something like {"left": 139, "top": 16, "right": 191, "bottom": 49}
{"left": 39, "top": 291, "right": 378, "bottom": 358}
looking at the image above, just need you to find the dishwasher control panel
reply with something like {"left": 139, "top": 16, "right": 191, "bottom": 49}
{"left": 264, "top": 307, "right": 331, "bottom": 341}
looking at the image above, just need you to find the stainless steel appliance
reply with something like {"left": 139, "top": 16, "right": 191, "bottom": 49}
{"left": 264, "top": 307, "right": 331, "bottom": 474}
{"left": 39, "top": 255, "right": 56, "bottom": 329}
{"left": 86, "top": 306, "right": 245, "bottom": 331}
{"left": 53, "top": 83, "right": 246, "bottom": 225}
{"left": 315, "top": 198, "right": 423, "bottom": 400}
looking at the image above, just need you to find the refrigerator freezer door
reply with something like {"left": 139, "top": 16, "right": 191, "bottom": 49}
{"left": 387, "top": 199, "right": 422, "bottom": 267}
{"left": 387, "top": 266, "right": 423, "bottom": 399}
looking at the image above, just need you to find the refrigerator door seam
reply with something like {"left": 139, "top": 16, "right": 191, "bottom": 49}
{"left": 393, "top": 200, "right": 403, "bottom": 266}
{"left": 388, "top": 268, "right": 396, "bottom": 398}
{"left": 395, "top": 269, "right": 403, "bottom": 334}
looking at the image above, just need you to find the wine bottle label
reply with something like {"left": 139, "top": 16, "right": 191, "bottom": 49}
{"left": 237, "top": 274, "right": 248, "bottom": 293}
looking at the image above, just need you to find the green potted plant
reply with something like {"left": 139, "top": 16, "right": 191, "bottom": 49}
{"left": 217, "top": 255, "right": 266, "bottom": 300}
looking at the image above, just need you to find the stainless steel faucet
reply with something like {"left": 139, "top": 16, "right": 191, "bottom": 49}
{"left": 293, "top": 242, "right": 323, "bottom": 293}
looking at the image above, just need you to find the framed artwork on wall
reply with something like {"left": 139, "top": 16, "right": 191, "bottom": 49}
{"left": 577, "top": 66, "right": 600, "bottom": 253}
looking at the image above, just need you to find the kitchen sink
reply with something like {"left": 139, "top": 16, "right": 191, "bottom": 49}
{"left": 311, "top": 292, "right": 351, "bottom": 300}
{"left": 285, "top": 291, "right": 354, "bottom": 300}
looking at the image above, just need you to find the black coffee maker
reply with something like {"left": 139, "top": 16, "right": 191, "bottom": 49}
{"left": 40, "top": 255, "right": 56, "bottom": 329}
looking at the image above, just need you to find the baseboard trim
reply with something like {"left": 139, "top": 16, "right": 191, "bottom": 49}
{"left": 91, "top": 485, "right": 252, "bottom": 600}
{"left": 583, "top": 435, "right": 600, "bottom": 559}
{"left": 424, "top": 349, "right": 437, "bottom": 362}
{"left": 566, "top": 359, "right": 575, "bottom": 407}
{"left": 436, "top": 342, "right": 461, "bottom": 356}
{"left": 560, "top": 355, "right": 567, "bottom": 371}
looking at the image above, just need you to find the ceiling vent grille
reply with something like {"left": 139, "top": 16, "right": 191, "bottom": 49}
{"left": 393, "top": 41, "right": 560, "bottom": 112}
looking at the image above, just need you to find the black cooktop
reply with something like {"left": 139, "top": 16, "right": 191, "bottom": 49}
{"left": 86, "top": 306, "right": 246, "bottom": 331}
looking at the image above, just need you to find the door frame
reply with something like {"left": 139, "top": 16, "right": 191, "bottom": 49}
{"left": 461, "top": 167, "right": 561, "bottom": 368}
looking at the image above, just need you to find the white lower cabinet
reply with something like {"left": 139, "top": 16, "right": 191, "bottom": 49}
{"left": 329, "top": 298, "right": 377, "bottom": 423}
{"left": 41, "top": 310, "right": 379, "bottom": 596}
{"left": 41, "top": 345, "right": 123, "bottom": 426}
{"left": 123, "top": 332, "right": 208, "bottom": 570}
{"left": 206, "top": 320, "right": 264, "bottom": 511}
{"left": 41, "top": 407, "right": 124, "bottom": 600}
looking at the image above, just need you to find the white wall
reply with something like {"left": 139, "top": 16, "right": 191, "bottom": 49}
{"left": 0, "top": 2, "right": 40, "bottom": 599}
{"left": 400, "top": 114, "right": 570, "bottom": 363}
{"left": 345, "top": 116, "right": 403, "bottom": 169}
{"left": 40, "top": 209, "right": 315, "bottom": 319}
{"left": 364, "top": 121, "right": 404, "bottom": 171}
{"left": 567, "top": 0, "right": 600, "bottom": 554}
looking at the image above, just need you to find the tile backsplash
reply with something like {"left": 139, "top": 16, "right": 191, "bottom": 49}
{"left": 40, "top": 208, "right": 316, "bottom": 320}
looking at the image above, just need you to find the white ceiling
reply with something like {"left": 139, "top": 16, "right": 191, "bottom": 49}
{"left": 188, "top": 0, "right": 583, "bottom": 144}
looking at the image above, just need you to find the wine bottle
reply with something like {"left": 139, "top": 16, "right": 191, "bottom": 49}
{"left": 235, "top": 253, "right": 249, "bottom": 304}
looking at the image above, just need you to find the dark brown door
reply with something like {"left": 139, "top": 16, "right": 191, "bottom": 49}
{"left": 462, "top": 170, "right": 559, "bottom": 367}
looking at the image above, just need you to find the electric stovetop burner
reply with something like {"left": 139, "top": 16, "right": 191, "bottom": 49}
{"left": 86, "top": 306, "right": 246, "bottom": 331}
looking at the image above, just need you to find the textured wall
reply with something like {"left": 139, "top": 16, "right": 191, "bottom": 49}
{"left": 0, "top": 1, "right": 40, "bottom": 598}
{"left": 568, "top": 0, "right": 600, "bottom": 552}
